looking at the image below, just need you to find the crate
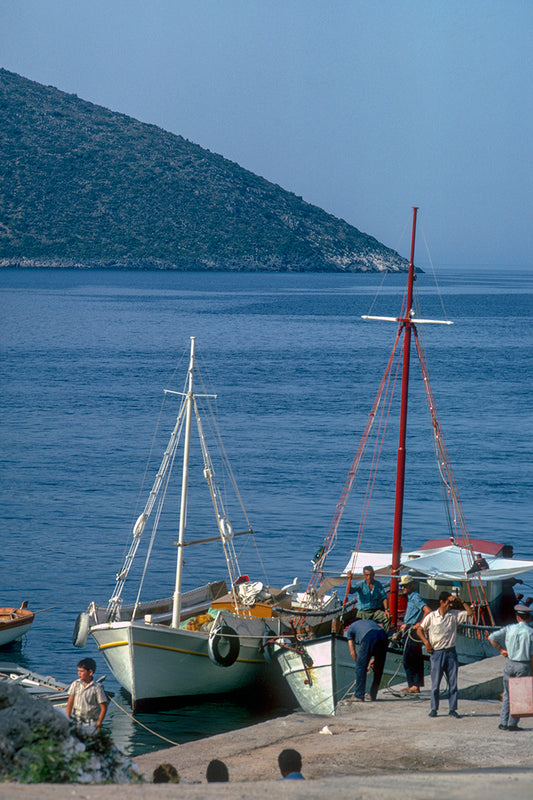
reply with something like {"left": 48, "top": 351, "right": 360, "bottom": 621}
{"left": 509, "top": 675, "right": 533, "bottom": 717}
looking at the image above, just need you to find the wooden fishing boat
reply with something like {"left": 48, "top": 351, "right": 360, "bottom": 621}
{"left": 270, "top": 208, "right": 533, "bottom": 715}
{"left": 0, "top": 601, "right": 34, "bottom": 647}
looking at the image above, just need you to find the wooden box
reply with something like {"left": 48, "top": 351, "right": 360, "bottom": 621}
{"left": 509, "top": 676, "right": 533, "bottom": 717}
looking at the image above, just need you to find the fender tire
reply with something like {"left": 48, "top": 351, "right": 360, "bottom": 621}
{"left": 73, "top": 612, "right": 90, "bottom": 648}
{"left": 208, "top": 625, "right": 240, "bottom": 667}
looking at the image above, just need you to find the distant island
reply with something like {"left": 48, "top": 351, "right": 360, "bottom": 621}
{"left": 0, "top": 69, "right": 408, "bottom": 273}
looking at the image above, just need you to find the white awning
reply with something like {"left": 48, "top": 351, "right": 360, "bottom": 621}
{"left": 342, "top": 544, "right": 533, "bottom": 583}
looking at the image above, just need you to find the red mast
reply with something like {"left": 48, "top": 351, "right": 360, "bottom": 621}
{"left": 389, "top": 206, "right": 418, "bottom": 626}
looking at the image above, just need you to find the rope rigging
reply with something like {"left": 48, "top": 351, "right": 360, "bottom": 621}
{"left": 294, "top": 329, "right": 404, "bottom": 629}
{"left": 295, "top": 217, "right": 495, "bottom": 630}
{"left": 105, "top": 344, "right": 263, "bottom": 624}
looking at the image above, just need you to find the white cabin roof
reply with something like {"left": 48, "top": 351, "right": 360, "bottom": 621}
{"left": 342, "top": 544, "right": 533, "bottom": 583}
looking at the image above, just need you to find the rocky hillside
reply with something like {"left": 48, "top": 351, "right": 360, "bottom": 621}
{"left": 0, "top": 69, "right": 408, "bottom": 272}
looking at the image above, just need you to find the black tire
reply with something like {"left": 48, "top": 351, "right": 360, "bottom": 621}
{"left": 208, "top": 625, "right": 240, "bottom": 667}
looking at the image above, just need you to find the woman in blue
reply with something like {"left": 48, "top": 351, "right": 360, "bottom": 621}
{"left": 398, "top": 575, "right": 431, "bottom": 694}
{"left": 489, "top": 603, "right": 533, "bottom": 731}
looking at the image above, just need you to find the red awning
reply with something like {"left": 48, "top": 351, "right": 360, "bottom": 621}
{"left": 417, "top": 538, "right": 505, "bottom": 556}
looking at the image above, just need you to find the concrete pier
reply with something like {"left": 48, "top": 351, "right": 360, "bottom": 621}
{"left": 1, "top": 657, "right": 532, "bottom": 799}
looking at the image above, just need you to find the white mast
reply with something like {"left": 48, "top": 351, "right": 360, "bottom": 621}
{"left": 171, "top": 336, "right": 196, "bottom": 628}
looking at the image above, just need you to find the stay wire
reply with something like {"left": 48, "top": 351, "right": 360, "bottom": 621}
{"left": 365, "top": 215, "right": 411, "bottom": 318}
{"left": 418, "top": 224, "right": 450, "bottom": 322}
{"left": 193, "top": 354, "right": 270, "bottom": 584}
{"left": 113, "top": 347, "right": 189, "bottom": 595}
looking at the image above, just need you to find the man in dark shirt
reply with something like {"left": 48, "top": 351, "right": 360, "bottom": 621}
{"left": 348, "top": 566, "right": 391, "bottom": 631}
{"left": 346, "top": 617, "right": 388, "bottom": 701}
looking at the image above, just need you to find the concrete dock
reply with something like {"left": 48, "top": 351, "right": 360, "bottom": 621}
{"left": 1, "top": 656, "right": 532, "bottom": 798}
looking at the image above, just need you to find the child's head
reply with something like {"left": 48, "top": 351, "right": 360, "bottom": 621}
{"left": 77, "top": 657, "right": 96, "bottom": 680}
{"left": 278, "top": 749, "right": 302, "bottom": 777}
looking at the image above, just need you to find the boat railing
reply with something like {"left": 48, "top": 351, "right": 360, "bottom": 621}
{"left": 94, "top": 581, "right": 228, "bottom": 623}
{"left": 459, "top": 622, "right": 497, "bottom": 640}
{"left": 144, "top": 600, "right": 216, "bottom": 626}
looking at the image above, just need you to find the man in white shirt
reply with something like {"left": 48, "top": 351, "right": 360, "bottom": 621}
{"left": 416, "top": 591, "right": 474, "bottom": 718}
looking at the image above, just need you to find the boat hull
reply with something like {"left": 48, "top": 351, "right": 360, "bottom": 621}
{"left": 273, "top": 635, "right": 426, "bottom": 715}
{"left": 272, "top": 635, "right": 356, "bottom": 715}
{"left": 0, "top": 662, "right": 69, "bottom": 706}
{"left": 273, "top": 635, "right": 407, "bottom": 715}
{"left": 456, "top": 625, "right": 499, "bottom": 663}
{"left": 273, "top": 627, "right": 498, "bottom": 716}
{"left": 0, "top": 608, "right": 34, "bottom": 647}
{"left": 90, "top": 613, "right": 277, "bottom": 710}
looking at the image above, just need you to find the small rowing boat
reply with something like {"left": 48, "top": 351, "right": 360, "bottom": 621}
{"left": 0, "top": 601, "right": 34, "bottom": 647}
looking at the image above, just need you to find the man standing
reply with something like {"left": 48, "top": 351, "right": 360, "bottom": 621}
{"left": 399, "top": 575, "right": 431, "bottom": 694}
{"left": 416, "top": 591, "right": 474, "bottom": 718}
{"left": 346, "top": 617, "right": 388, "bottom": 701}
{"left": 488, "top": 603, "right": 533, "bottom": 731}
{"left": 349, "top": 566, "right": 392, "bottom": 631}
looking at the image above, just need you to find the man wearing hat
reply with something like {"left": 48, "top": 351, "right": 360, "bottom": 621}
{"left": 398, "top": 575, "right": 431, "bottom": 694}
{"left": 488, "top": 604, "right": 533, "bottom": 731}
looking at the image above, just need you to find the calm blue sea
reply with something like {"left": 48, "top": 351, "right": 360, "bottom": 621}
{"left": 1, "top": 266, "right": 532, "bottom": 755}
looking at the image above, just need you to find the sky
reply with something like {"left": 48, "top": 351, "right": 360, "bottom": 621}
{"left": 1, "top": 0, "right": 532, "bottom": 268}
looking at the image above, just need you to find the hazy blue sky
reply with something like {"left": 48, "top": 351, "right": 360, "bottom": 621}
{"left": 2, "top": 1, "right": 531, "bottom": 267}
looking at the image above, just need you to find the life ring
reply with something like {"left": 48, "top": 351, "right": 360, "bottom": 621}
{"left": 72, "top": 612, "right": 90, "bottom": 648}
{"left": 208, "top": 624, "right": 240, "bottom": 667}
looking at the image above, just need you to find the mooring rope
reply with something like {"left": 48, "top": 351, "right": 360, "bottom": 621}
{"left": 108, "top": 695, "right": 181, "bottom": 746}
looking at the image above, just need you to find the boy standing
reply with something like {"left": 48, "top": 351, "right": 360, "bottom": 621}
{"left": 66, "top": 657, "right": 108, "bottom": 730}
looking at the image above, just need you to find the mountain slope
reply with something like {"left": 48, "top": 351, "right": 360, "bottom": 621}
{"left": 0, "top": 69, "right": 407, "bottom": 272}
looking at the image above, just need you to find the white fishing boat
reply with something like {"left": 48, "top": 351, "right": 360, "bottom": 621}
{"left": 0, "top": 602, "right": 34, "bottom": 648}
{"left": 271, "top": 208, "right": 533, "bottom": 715}
{"left": 74, "top": 338, "right": 299, "bottom": 710}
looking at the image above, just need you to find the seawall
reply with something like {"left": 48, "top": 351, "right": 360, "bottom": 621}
{"left": 1, "top": 657, "right": 532, "bottom": 799}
